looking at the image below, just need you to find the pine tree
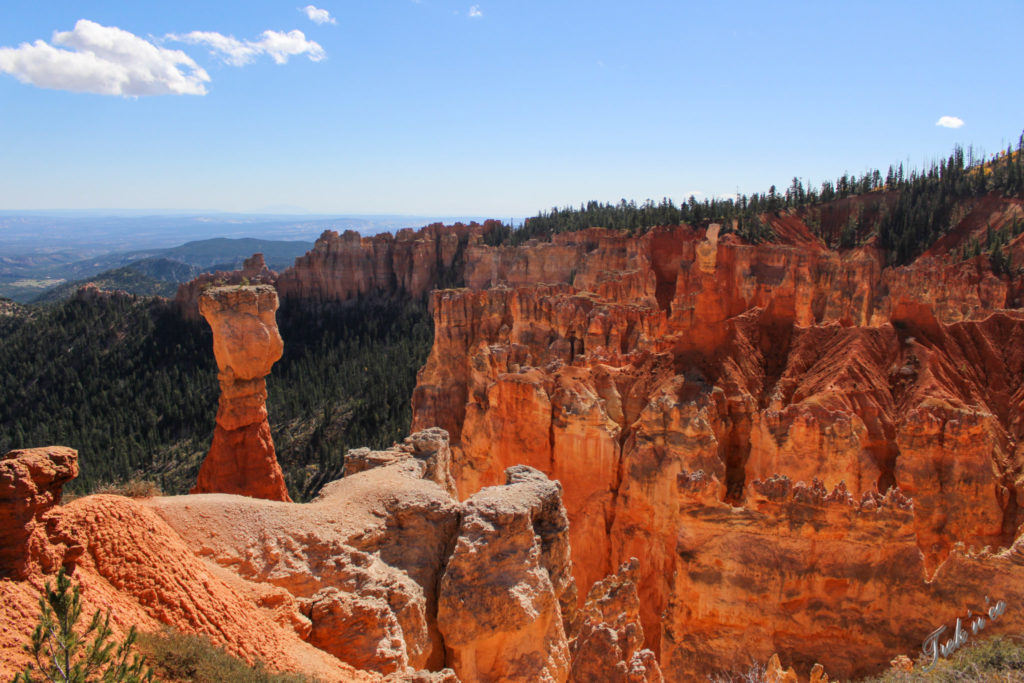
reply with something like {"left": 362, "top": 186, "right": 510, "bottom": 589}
{"left": 12, "top": 568, "right": 153, "bottom": 683}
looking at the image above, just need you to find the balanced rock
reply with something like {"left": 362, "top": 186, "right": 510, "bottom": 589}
{"left": 192, "top": 285, "right": 290, "bottom": 501}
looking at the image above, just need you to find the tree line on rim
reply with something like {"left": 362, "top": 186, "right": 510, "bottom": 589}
{"left": 485, "top": 133, "right": 1024, "bottom": 267}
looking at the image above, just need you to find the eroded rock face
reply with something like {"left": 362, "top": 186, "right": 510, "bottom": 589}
{"left": 410, "top": 221, "right": 1024, "bottom": 678}
{"left": 0, "top": 490, "right": 375, "bottom": 682}
{"left": 438, "top": 465, "right": 576, "bottom": 683}
{"left": 276, "top": 223, "right": 499, "bottom": 304}
{"left": 665, "top": 476, "right": 922, "bottom": 679}
{"left": 153, "top": 440, "right": 460, "bottom": 674}
{"left": 0, "top": 446, "right": 80, "bottom": 578}
{"left": 151, "top": 431, "right": 586, "bottom": 681}
{"left": 192, "top": 285, "right": 290, "bottom": 501}
{"left": 569, "top": 558, "right": 663, "bottom": 683}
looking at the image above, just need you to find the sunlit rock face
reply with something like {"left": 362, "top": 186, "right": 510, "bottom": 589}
{"left": 192, "top": 284, "right": 291, "bottom": 502}
{"left": 275, "top": 222, "right": 498, "bottom": 303}
{"left": 412, "top": 219, "right": 1024, "bottom": 679}
{"left": 569, "top": 557, "right": 663, "bottom": 683}
{"left": 148, "top": 432, "right": 579, "bottom": 682}
{"left": 0, "top": 427, "right": 584, "bottom": 680}
{"left": 438, "top": 465, "right": 577, "bottom": 683}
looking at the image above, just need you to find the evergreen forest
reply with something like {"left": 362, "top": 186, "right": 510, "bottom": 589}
{"left": 0, "top": 292, "right": 432, "bottom": 500}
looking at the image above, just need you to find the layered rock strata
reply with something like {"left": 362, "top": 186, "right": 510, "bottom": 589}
{"left": 276, "top": 222, "right": 499, "bottom": 304}
{"left": 192, "top": 284, "right": 290, "bottom": 501}
{"left": 411, "top": 222, "right": 1024, "bottom": 678}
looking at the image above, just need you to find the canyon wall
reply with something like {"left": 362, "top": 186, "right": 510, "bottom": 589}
{"left": 129, "top": 193, "right": 1024, "bottom": 678}
{"left": 274, "top": 222, "right": 499, "bottom": 304}
{"left": 411, "top": 219, "right": 1024, "bottom": 678}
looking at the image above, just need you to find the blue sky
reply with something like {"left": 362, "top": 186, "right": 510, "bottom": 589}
{"left": 1, "top": 1, "right": 1022, "bottom": 218}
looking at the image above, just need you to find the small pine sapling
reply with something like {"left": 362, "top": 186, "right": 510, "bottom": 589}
{"left": 12, "top": 567, "right": 153, "bottom": 683}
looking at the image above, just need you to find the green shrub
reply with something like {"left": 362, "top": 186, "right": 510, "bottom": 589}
{"left": 859, "top": 635, "right": 1024, "bottom": 682}
{"left": 136, "top": 629, "right": 310, "bottom": 683}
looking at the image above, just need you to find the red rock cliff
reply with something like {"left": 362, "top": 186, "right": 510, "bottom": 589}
{"left": 275, "top": 222, "right": 500, "bottom": 303}
{"left": 0, "top": 447, "right": 80, "bottom": 578}
{"left": 411, "top": 223, "right": 1024, "bottom": 679}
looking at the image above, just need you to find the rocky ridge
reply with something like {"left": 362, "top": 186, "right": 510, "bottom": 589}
{"left": 0, "top": 433, "right": 658, "bottom": 682}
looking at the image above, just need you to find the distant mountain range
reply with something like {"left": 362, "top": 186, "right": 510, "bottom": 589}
{"left": 2, "top": 237, "right": 314, "bottom": 303}
{"left": 0, "top": 211, "right": 482, "bottom": 302}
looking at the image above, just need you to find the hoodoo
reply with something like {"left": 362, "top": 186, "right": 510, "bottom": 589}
{"left": 192, "top": 284, "right": 291, "bottom": 501}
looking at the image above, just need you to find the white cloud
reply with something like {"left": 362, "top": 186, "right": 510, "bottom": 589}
{"left": 0, "top": 19, "right": 209, "bottom": 96}
{"left": 469, "top": 5, "right": 483, "bottom": 18}
{"left": 936, "top": 115, "right": 965, "bottom": 129}
{"left": 169, "top": 29, "right": 325, "bottom": 66}
{"left": 301, "top": 5, "right": 336, "bottom": 25}
{"left": 168, "top": 31, "right": 256, "bottom": 67}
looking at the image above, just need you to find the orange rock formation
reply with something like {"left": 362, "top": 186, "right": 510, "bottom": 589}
{"left": 438, "top": 465, "right": 577, "bottom": 682}
{"left": 192, "top": 284, "right": 291, "bottom": 501}
{"left": 410, "top": 218, "right": 1024, "bottom": 678}
{"left": 1, "top": 431, "right": 589, "bottom": 681}
{"left": 9, "top": 196, "right": 1024, "bottom": 680}
{"left": 569, "top": 558, "right": 663, "bottom": 682}
{"left": 0, "top": 447, "right": 377, "bottom": 682}
{"left": 0, "top": 446, "right": 80, "bottom": 578}
{"left": 275, "top": 222, "right": 500, "bottom": 303}
{"left": 174, "top": 252, "right": 278, "bottom": 320}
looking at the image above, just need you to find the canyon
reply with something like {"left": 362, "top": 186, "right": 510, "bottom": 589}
{"left": 5, "top": 190, "right": 1024, "bottom": 680}
{"left": 406, "top": 214, "right": 1024, "bottom": 678}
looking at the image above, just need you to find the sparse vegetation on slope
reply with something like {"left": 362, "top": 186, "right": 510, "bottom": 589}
{"left": 13, "top": 567, "right": 153, "bottom": 683}
{"left": 858, "top": 635, "right": 1024, "bottom": 682}
{"left": 136, "top": 629, "right": 309, "bottom": 683}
